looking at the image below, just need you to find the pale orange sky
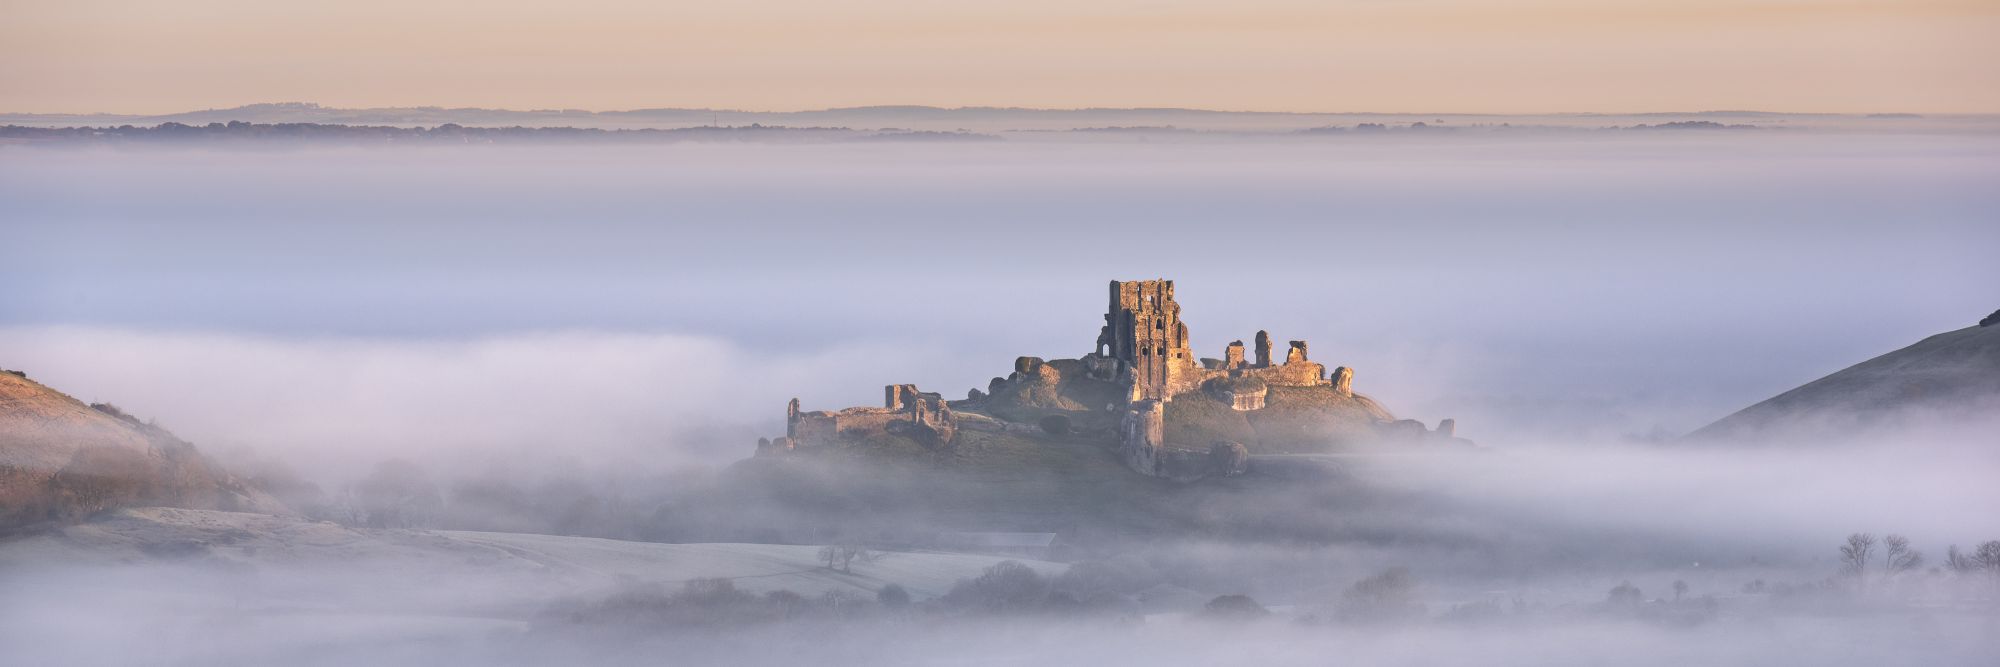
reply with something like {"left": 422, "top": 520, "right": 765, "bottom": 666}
{"left": 3, "top": 0, "right": 1996, "bottom": 114}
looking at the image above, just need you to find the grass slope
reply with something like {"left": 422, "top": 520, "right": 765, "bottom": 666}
{"left": 1690, "top": 323, "right": 2000, "bottom": 442}
{"left": 1165, "top": 386, "right": 1392, "bottom": 454}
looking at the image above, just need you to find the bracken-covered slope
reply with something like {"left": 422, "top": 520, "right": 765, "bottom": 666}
{"left": 1688, "top": 320, "right": 2000, "bottom": 443}
{"left": 0, "top": 371, "right": 285, "bottom": 531}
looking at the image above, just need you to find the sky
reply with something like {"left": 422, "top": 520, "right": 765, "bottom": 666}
{"left": 3, "top": 0, "right": 1998, "bottom": 114}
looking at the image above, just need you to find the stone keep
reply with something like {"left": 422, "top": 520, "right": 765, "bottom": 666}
{"left": 1097, "top": 279, "right": 1198, "bottom": 401}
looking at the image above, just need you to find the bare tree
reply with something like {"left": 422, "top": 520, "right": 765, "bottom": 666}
{"left": 1975, "top": 541, "right": 2000, "bottom": 573}
{"left": 1976, "top": 541, "right": 2000, "bottom": 596}
{"left": 837, "top": 545, "right": 870, "bottom": 573}
{"left": 1943, "top": 541, "right": 2000, "bottom": 599}
{"left": 1672, "top": 580, "right": 1688, "bottom": 602}
{"left": 1883, "top": 534, "right": 1924, "bottom": 576}
{"left": 818, "top": 545, "right": 840, "bottom": 570}
{"left": 1338, "top": 567, "right": 1425, "bottom": 622}
{"left": 818, "top": 544, "right": 869, "bottom": 573}
{"left": 1944, "top": 544, "right": 1978, "bottom": 575}
{"left": 1840, "top": 533, "right": 1877, "bottom": 579}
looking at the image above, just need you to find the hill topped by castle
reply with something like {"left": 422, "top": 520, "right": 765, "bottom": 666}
{"left": 755, "top": 279, "right": 1471, "bottom": 483}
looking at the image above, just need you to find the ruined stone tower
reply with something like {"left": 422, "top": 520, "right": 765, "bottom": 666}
{"left": 1098, "top": 279, "right": 1197, "bottom": 400}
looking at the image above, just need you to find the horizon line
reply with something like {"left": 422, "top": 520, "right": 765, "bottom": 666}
{"left": 1, "top": 102, "right": 1983, "bottom": 118}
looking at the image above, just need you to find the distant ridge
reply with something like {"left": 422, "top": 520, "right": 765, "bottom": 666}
{"left": 1, "top": 103, "right": 1972, "bottom": 133}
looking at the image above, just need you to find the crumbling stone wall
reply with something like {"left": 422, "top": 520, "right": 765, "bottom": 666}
{"left": 1119, "top": 399, "right": 1165, "bottom": 474}
{"left": 1085, "top": 281, "right": 1352, "bottom": 405}
{"left": 884, "top": 384, "right": 942, "bottom": 411}
{"left": 1223, "top": 341, "right": 1246, "bottom": 369}
{"left": 1188, "top": 333, "right": 1328, "bottom": 389}
{"left": 1207, "top": 376, "right": 1269, "bottom": 411}
{"left": 761, "top": 385, "right": 958, "bottom": 455}
{"left": 1119, "top": 400, "right": 1255, "bottom": 481}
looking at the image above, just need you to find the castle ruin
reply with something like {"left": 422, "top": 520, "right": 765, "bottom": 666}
{"left": 1087, "top": 279, "right": 1342, "bottom": 399}
{"left": 757, "top": 384, "right": 957, "bottom": 456}
{"left": 755, "top": 278, "right": 1462, "bottom": 480}
{"left": 1082, "top": 279, "right": 1454, "bottom": 479}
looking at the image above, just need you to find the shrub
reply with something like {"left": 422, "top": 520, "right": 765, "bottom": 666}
{"left": 1335, "top": 567, "right": 1425, "bottom": 623}
{"left": 877, "top": 583, "right": 911, "bottom": 608}
{"left": 1201, "top": 594, "right": 1269, "bottom": 620}
{"left": 1054, "top": 555, "right": 1162, "bottom": 605}
{"left": 1438, "top": 600, "right": 1505, "bottom": 624}
{"left": 1605, "top": 581, "right": 1644, "bottom": 608}
{"left": 551, "top": 579, "right": 869, "bottom": 629}
{"left": 942, "top": 561, "right": 1052, "bottom": 613}
{"left": 1038, "top": 414, "right": 1072, "bottom": 436}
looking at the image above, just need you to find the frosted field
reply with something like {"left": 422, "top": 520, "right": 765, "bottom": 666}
{"left": 0, "top": 507, "right": 1060, "bottom": 664}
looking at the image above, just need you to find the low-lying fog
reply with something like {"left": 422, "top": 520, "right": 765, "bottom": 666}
{"left": 5, "top": 434, "right": 1997, "bottom": 666}
{"left": 3, "top": 131, "right": 1998, "bottom": 665}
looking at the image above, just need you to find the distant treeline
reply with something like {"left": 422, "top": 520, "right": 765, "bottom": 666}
{"left": 0, "top": 121, "right": 1003, "bottom": 144}
{"left": 1296, "top": 120, "right": 1761, "bottom": 134}
{"left": 0, "top": 119, "right": 1774, "bottom": 145}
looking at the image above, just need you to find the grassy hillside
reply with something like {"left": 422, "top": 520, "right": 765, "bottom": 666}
{"left": 718, "top": 366, "right": 1429, "bottom": 544}
{"left": 0, "top": 372, "right": 285, "bottom": 531}
{"left": 0, "top": 371, "right": 154, "bottom": 472}
{"left": 1690, "top": 323, "right": 2000, "bottom": 442}
{"left": 1164, "top": 386, "right": 1393, "bottom": 454}
{"left": 719, "top": 421, "right": 1193, "bottom": 541}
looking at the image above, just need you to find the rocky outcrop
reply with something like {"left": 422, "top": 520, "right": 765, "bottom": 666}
{"left": 1208, "top": 441, "right": 1250, "bottom": 477}
{"left": 981, "top": 356, "right": 1126, "bottom": 418}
